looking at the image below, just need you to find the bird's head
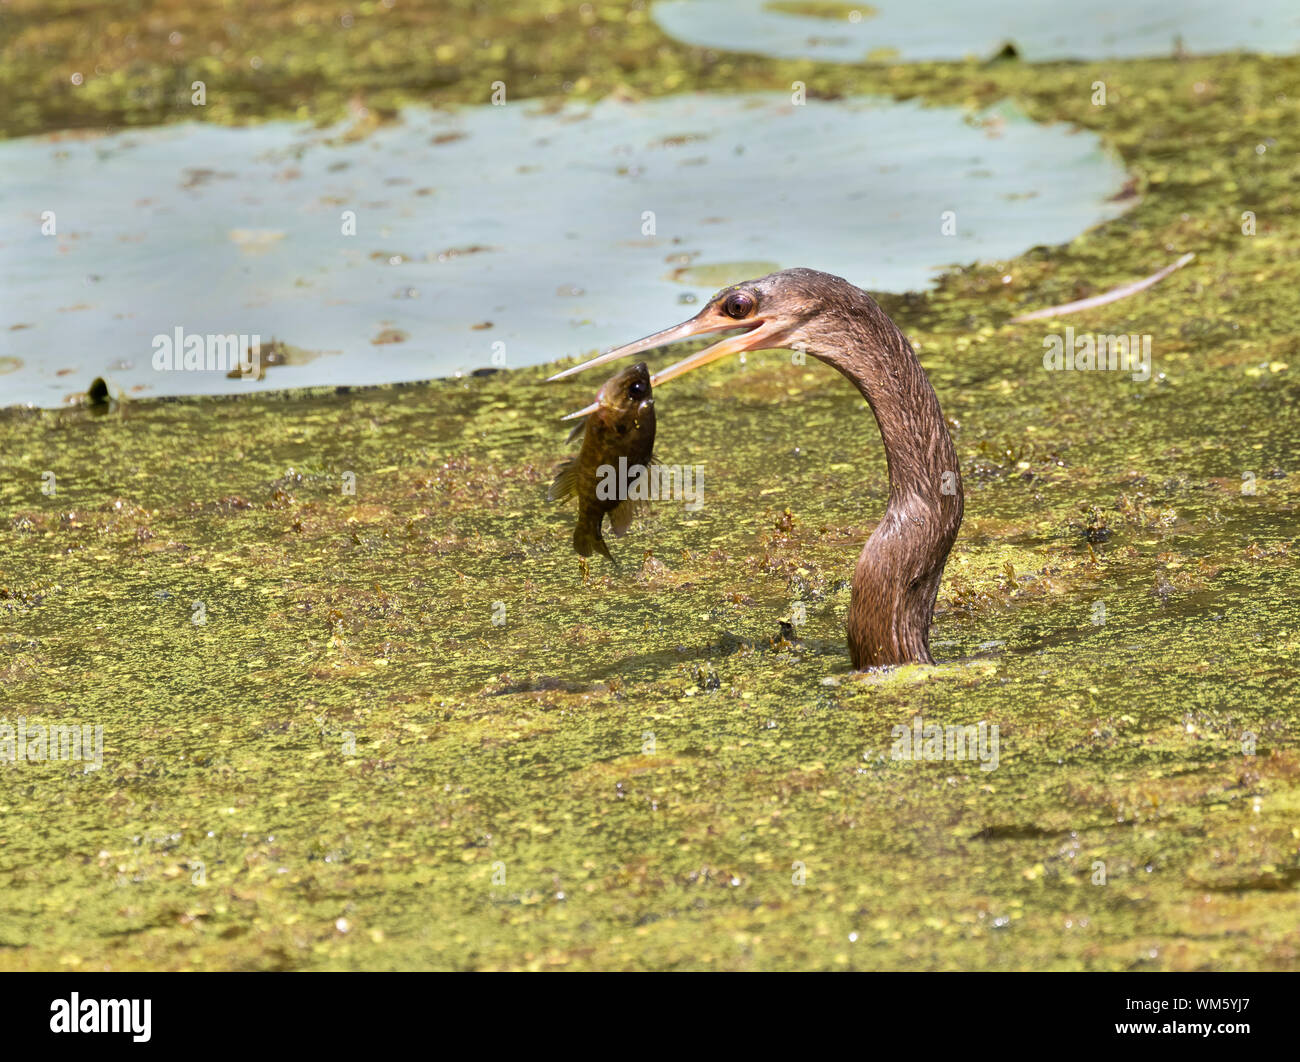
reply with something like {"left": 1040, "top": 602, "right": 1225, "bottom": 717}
{"left": 550, "top": 268, "right": 866, "bottom": 419}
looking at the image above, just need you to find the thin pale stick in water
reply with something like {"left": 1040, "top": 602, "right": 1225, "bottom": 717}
{"left": 1009, "top": 253, "right": 1195, "bottom": 323}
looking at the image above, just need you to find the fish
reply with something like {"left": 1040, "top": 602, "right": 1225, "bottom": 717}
{"left": 548, "top": 361, "right": 656, "bottom": 562}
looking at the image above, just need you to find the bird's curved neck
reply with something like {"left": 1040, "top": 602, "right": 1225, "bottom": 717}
{"left": 827, "top": 300, "right": 963, "bottom": 668}
{"left": 837, "top": 310, "right": 959, "bottom": 514}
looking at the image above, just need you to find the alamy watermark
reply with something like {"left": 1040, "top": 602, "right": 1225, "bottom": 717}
{"left": 0, "top": 717, "right": 103, "bottom": 770}
{"left": 1043, "top": 326, "right": 1151, "bottom": 382}
{"left": 152, "top": 327, "right": 260, "bottom": 375}
{"left": 50, "top": 993, "right": 150, "bottom": 1042}
{"left": 891, "top": 715, "right": 999, "bottom": 772}
{"left": 597, "top": 458, "right": 703, "bottom": 511}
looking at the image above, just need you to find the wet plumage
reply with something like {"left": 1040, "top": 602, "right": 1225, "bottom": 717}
{"left": 548, "top": 362, "right": 656, "bottom": 561}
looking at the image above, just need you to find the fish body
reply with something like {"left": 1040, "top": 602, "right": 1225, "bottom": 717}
{"left": 548, "top": 362, "right": 656, "bottom": 561}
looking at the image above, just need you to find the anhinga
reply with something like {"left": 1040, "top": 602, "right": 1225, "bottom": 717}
{"left": 549, "top": 268, "right": 963, "bottom": 669}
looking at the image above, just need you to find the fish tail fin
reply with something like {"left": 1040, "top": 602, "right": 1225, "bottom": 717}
{"left": 574, "top": 517, "right": 613, "bottom": 563}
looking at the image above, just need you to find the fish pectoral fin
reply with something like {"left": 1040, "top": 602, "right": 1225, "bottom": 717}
{"left": 547, "top": 458, "right": 578, "bottom": 501}
{"left": 608, "top": 497, "right": 641, "bottom": 537}
{"left": 565, "top": 417, "right": 589, "bottom": 445}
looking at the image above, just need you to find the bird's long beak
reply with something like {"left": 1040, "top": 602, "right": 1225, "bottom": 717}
{"left": 550, "top": 310, "right": 786, "bottom": 420}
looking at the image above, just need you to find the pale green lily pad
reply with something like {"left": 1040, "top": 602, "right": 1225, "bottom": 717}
{"left": 654, "top": 0, "right": 1300, "bottom": 63}
{"left": 1, "top": 93, "right": 1129, "bottom": 407}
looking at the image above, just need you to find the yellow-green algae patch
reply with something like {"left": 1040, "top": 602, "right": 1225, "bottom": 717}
{"left": 1, "top": 3, "right": 1299, "bottom": 970}
{"left": 3, "top": 298, "right": 1297, "bottom": 970}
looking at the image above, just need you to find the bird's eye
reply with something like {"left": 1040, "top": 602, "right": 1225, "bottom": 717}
{"left": 627, "top": 379, "right": 648, "bottom": 399}
{"left": 720, "top": 290, "right": 756, "bottom": 319}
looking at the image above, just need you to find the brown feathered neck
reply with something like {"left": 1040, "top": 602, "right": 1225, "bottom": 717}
{"left": 808, "top": 285, "right": 964, "bottom": 668}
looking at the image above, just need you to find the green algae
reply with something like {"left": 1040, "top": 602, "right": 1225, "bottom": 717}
{"left": 1, "top": 4, "right": 1299, "bottom": 971}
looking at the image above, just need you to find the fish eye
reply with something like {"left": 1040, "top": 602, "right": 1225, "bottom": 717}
{"left": 627, "top": 379, "right": 648, "bottom": 399}
{"left": 720, "top": 290, "right": 756, "bottom": 319}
